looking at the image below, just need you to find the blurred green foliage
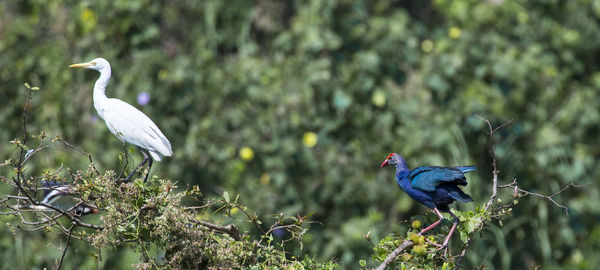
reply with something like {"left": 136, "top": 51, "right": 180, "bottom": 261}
{"left": 1, "top": 0, "right": 599, "bottom": 269}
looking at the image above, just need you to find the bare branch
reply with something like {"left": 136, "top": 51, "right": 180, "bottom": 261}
{"left": 454, "top": 117, "right": 586, "bottom": 269}
{"left": 498, "top": 181, "right": 588, "bottom": 215}
{"left": 55, "top": 138, "right": 99, "bottom": 176}
{"left": 232, "top": 202, "right": 267, "bottom": 234}
{"left": 374, "top": 240, "right": 415, "bottom": 270}
{"left": 56, "top": 223, "right": 75, "bottom": 270}
{"left": 455, "top": 117, "right": 511, "bottom": 269}
{"left": 476, "top": 116, "right": 512, "bottom": 212}
{"left": 193, "top": 220, "right": 242, "bottom": 241}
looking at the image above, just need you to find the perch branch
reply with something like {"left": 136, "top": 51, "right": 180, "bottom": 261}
{"left": 374, "top": 240, "right": 415, "bottom": 270}
{"left": 193, "top": 219, "right": 242, "bottom": 241}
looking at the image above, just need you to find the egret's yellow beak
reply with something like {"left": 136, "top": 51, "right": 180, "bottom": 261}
{"left": 69, "top": 62, "right": 95, "bottom": 68}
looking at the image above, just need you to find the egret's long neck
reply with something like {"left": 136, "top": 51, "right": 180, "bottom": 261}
{"left": 93, "top": 68, "right": 111, "bottom": 113}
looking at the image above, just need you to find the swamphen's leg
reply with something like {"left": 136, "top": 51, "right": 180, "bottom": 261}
{"left": 435, "top": 210, "right": 460, "bottom": 256}
{"left": 442, "top": 210, "right": 459, "bottom": 247}
{"left": 123, "top": 147, "right": 150, "bottom": 183}
{"left": 419, "top": 207, "right": 445, "bottom": 235}
{"left": 419, "top": 207, "right": 445, "bottom": 248}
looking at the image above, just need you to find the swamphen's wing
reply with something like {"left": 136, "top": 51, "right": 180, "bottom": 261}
{"left": 409, "top": 166, "right": 476, "bottom": 192}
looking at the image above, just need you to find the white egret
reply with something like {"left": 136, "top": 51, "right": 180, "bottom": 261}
{"left": 69, "top": 58, "right": 173, "bottom": 182}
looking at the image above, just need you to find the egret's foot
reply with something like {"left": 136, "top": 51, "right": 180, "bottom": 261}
{"left": 122, "top": 170, "right": 137, "bottom": 183}
{"left": 114, "top": 175, "right": 133, "bottom": 185}
{"left": 114, "top": 177, "right": 127, "bottom": 185}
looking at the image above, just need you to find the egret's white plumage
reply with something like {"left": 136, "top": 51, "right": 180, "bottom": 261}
{"left": 100, "top": 98, "right": 172, "bottom": 161}
{"left": 70, "top": 58, "right": 172, "bottom": 181}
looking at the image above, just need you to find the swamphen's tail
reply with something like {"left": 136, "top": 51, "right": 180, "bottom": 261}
{"left": 454, "top": 166, "right": 477, "bottom": 173}
{"left": 449, "top": 166, "right": 476, "bottom": 202}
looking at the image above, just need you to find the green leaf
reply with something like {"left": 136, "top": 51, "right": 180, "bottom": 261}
{"left": 359, "top": 259, "right": 366, "bottom": 267}
{"left": 460, "top": 230, "right": 469, "bottom": 244}
{"left": 223, "top": 191, "right": 230, "bottom": 203}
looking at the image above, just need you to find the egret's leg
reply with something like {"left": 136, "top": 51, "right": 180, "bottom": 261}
{"left": 115, "top": 144, "right": 129, "bottom": 182}
{"left": 144, "top": 156, "right": 153, "bottom": 183}
{"left": 124, "top": 148, "right": 149, "bottom": 182}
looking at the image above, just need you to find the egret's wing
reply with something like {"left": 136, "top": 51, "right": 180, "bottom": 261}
{"left": 101, "top": 99, "right": 172, "bottom": 158}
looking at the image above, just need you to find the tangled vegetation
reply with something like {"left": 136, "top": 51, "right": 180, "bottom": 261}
{"left": 1, "top": 1, "right": 597, "bottom": 269}
{"left": 0, "top": 85, "right": 578, "bottom": 269}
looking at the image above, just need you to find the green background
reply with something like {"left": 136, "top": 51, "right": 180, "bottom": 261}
{"left": 1, "top": 0, "right": 598, "bottom": 269}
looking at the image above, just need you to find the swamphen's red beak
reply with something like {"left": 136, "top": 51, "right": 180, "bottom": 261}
{"left": 380, "top": 159, "right": 389, "bottom": 168}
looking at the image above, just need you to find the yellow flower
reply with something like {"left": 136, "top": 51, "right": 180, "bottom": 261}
{"left": 239, "top": 147, "right": 254, "bottom": 161}
{"left": 413, "top": 244, "right": 427, "bottom": 255}
{"left": 302, "top": 132, "right": 318, "bottom": 148}
{"left": 371, "top": 90, "right": 386, "bottom": 107}
{"left": 81, "top": 8, "right": 95, "bottom": 22}
{"left": 421, "top": 39, "right": 434, "bottom": 52}
{"left": 448, "top": 27, "right": 461, "bottom": 39}
{"left": 260, "top": 173, "right": 270, "bottom": 185}
{"left": 411, "top": 220, "right": 422, "bottom": 229}
{"left": 80, "top": 8, "right": 97, "bottom": 33}
{"left": 518, "top": 12, "right": 529, "bottom": 23}
{"left": 409, "top": 233, "right": 425, "bottom": 244}
{"left": 158, "top": 69, "right": 168, "bottom": 80}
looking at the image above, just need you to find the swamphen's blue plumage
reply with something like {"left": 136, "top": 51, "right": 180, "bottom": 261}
{"left": 380, "top": 153, "right": 476, "bottom": 250}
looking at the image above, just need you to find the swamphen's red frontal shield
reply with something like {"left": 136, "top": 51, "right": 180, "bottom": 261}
{"left": 381, "top": 153, "right": 476, "bottom": 252}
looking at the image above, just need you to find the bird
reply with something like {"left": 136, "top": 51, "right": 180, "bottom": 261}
{"left": 69, "top": 58, "right": 173, "bottom": 182}
{"left": 40, "top": 181, "right": 99, "bottom": 216}
{"left": 17, "top": 181, "right": 98, "bottom": 216}
{"left": 380, "top": 153, "right": 476, "bottom": 250}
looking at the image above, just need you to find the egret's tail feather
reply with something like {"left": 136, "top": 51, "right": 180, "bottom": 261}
{"left": 149, "top": 150, "right": 163, "bottom": 162}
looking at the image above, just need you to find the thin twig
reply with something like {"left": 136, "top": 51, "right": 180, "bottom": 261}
{"left": 56, "top": 138, "right": 99, "bottom": 176}
{"left": 56, "top": 222, "right": 75, "bottom": 270}
{"left": 497, "top": 181, "right": 588, "bottom": 215}
{"left": 233, "top": 202, "right": 267, "bottom": 234}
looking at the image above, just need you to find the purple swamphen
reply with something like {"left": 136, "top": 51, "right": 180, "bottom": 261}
{"left": 380, "top": 153, "right": 476, "bottom": 249}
